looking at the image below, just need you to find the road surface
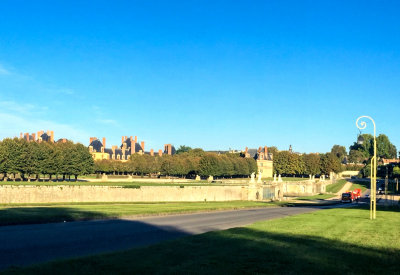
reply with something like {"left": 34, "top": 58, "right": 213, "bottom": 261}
{"left": 0, "top": 205, "right": 342, "bottom": 270}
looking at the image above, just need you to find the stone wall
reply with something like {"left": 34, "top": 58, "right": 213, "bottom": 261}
{"left": 0, "top": 180, "right": 330, "bottom": 204}
{"left": 0, "top": 185, "right": 248, "bottom": 204}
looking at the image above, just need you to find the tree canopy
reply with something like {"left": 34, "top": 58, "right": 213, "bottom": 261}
{"left": 0, "top": 138, "right": 94, "bottom": 180}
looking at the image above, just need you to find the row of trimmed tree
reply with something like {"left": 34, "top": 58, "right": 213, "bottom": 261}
{"left": 94, "top": 150, "right": 258, "bottom": 178}
{"left": 273, "top": 151, "right": 343, "bottom": 176}
{"left": 0, "top": 138, "right": 94, "bottom": 180}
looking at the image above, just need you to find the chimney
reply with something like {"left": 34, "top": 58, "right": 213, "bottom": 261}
{"left": 245, "top": 147, "right": 248, "bottom": 153}
{"left": 150, "top": 149, "right": 154, "bottom": 156}
{"left": 102, "top": 137, "right": 106, "bottom": 148}
{"left": 141, "top": 141, "right": 145, "bottom": 152}
{"left": 258, "top": 146, "right": 262, "bottom": 153}
{"left": 135, "top": 136, "right": 137, "bottom": 143}
{"left": 164, "top": 144, "right": 172, "bottom": 155}
{"left": 89, "top": 137, "right": 94, "bottom": 144}
{"left": 130, "top": 136, "right": 133, "bottom": 141}
{"left": 25, "top": 133, "right": 29, "bottom": 141}
{"left": 264, "top": 146, "right": 268, "bottom": 155}
{"left": 50, "top": 131, "right": 54, "bottom": 142}
{"left": 112, "top": 145, "right": 116, "bottom": 154}
{"left": 158, "top": 149, "right": 163, "bottom": 157}
{"left": 32, "top": 133, "right": 36, "bottom": 141}
{"left": 121, "top": 136, "right": 125, "bottom": 144}
{"left": 131, "top": 142, "right": 136, "bottom": 155}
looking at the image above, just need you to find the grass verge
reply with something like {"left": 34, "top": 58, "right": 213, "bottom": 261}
{"left": 296, "top": 194, "right": 336, "bottom": 200}
{"left": 5, "top": 205, "right": 400, "bottom": 274}
{"left": 0, "top": 201, "right": 277, "bottom": 226}
{"left": 326, "top": 179, "right": 347, "bottom": 193}
{"left": 349, "top": 180, "right": 369, "bottom": 192}
{"left": 0, "top": 181, "right": 244, "bottom": 187}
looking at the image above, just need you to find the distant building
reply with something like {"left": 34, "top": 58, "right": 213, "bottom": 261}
{"left": 19, "top": 130, "right": 68, "bottom": 143}
{"left": 89, "top": 135, "right": 176, "bottom": 161}
{"left": 381, "top": 158, "right": 400, "bottom": 165}
{"left": 244, "top": 146, "right": 273, "bottom": 178}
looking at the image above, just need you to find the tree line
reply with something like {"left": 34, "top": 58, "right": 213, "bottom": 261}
{"left": 94, "top": 149, "right": 258, "bottom": 178}
{"left": 0, "top": 138, "right": 94, "bottom": 181}
{"left": 273, "top": 151, "right": 342, "bottom": 176}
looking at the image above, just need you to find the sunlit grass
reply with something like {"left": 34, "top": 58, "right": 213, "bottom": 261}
{"left": 6, "top": 206, "right": 400, "bottom": 274}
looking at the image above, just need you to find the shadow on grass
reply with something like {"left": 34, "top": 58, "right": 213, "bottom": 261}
{"left": 0, "top": 207, "right": 113, "bottom": 226}
{"left": 4, "top": 221, "right": 399, "bottom": 275}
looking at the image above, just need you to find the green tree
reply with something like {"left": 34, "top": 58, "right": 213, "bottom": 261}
{"left": 74, "top": 143, "right": 94, "bottom": 179}
{"left": 350, "top": 134, "right": 397, "bottom": 159}
{"left": 331, "top": 145, "right": 347, "bottom": 162}
{"left": 392, "top": 166, "right": 400, "bottom": 178}
{"left": 273, "top": 151, "right": 302, "bottom": 175}
{"left": 302, "top": 153, "right": 321, "bottom": 175}
{"left": 376, "top": 134, "right": 397, "bottom": 159}
{"left": 320, "top": 153, "right": 342, "bottom": 174}
{"left": 199, "top": 154, "right": 220, "bottom": 177}
{"left": 348, "top": 149, "right": 365, "bottom": 164}
{"left": 349, "top": 134, "right": 374, "bottom": 158}
{"left": 176, "top": 145, "right": 192, "bottom": 154}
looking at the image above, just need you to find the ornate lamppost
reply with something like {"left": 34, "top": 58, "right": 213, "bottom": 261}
{"left": 356, "top": 116, "right": 376, "bottom": 219}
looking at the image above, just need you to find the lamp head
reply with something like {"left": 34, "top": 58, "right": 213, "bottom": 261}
{"left": 357, "top": 135, "right": 364, "bottom": 145}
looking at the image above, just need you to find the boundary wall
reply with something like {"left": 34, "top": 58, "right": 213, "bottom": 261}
{"left": 0, "top": 185, "right": 248, "bottom": 204}
{"left": 0, "top": 180, "right": 330, "bottom": 204}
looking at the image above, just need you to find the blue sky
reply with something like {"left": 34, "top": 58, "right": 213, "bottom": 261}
{"left": 0, "top": 1, "right": 399, "bottom": 153}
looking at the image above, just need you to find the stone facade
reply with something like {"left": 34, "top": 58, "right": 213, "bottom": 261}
{"left": 89, "top": 136, "right": 176, "bottom": 162}
{"left": 0, "top": 185, "right": 248, "bottom": 204}
{"left": 0, "top": 179, "right": 330, "bottom": 204}
{"left": 244, "top": 146, "right": 273, "bottom": 178}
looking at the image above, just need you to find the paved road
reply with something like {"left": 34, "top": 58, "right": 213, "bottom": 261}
{"left": 0, "top": 206, "right": 338, "bottom": 270}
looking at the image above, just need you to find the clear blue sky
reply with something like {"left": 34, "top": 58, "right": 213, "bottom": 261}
{"left": 0, "top": 1, "right": 399, "bottom": 153}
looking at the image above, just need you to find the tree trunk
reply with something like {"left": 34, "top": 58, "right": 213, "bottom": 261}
{"left": 75, "top": 175, "right": 78, "bottom": 181}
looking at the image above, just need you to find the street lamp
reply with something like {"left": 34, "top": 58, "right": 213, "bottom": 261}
{"left": 357, "top": 134, "right": 364, "bottom": 145}
{"left": 356, "top": 116, "right": 377, "bottom": 220}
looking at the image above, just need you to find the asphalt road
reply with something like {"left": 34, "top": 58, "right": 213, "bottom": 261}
{"left": 0, "top": 205, "right": 339, "bottom": 271}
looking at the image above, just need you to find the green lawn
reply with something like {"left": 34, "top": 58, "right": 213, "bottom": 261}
{"left": 349, "top": 180, "right": 369, "bottom": 192}
{"left": 6, "top": 206, "right": 400, "bottom": 274}
{"left": 0, "top": 181, "right": 243, "bottom": 187}
{"left": 325, "top": 179, "right": 347, "bottom": 193}
{"left": 296, "top": 194, "right": 336, "bottom": 200}
{"left": 0, "top": 201, "right": 276, "bottom": 226}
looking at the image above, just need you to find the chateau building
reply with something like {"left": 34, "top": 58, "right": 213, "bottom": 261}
{"left": 244, "top": 146, "right": 273, "bottom": 178}
{"left": 88, "top": 135, "right": 176, "bottom": 161}
{"left": 20, "top": 130, "right": 68, "bottom": 143}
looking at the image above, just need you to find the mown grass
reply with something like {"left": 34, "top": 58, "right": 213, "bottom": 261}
{"left": 0, "top": 201, "right": 276, "bottom": 226}
{"left": 325, "top": 179, "right": 347, "bottom": 193}
{"left": 6, "top": 206, "right": 400, "bottom": 274}
{"left": 296, "top": 194, "right": 336, "bottom": 200}
{"left": 349, "top": 180, "right": 369, "bottom": 192}
{"left": 0, "top": 181, "right": 242, "bottom": 187}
